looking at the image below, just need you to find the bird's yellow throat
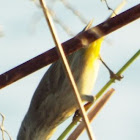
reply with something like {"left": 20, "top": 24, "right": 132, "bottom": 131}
{"left": 84, "top": 38, "right": 104, "bottom": 69}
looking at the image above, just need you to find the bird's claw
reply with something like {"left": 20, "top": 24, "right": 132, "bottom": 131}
{"left": 110, "top": 71, "right": 123, "bottom": 81}
{"left": 73, "top": 110, "right": 82, "bottom": 123}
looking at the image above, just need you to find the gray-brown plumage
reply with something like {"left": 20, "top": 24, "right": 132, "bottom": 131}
{"left": 17, "top": 22, "right": 102, "bottom": 140}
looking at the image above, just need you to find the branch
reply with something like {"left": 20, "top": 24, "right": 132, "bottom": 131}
{"left": 0, "top": 4, "right": 140, "bottom": 89}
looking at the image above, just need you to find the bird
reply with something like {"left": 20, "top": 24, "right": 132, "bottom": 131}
{"left": 17, "top": 21, "right": 104, "bottom": 140}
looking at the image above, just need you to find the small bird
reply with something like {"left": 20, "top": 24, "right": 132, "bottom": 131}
{"left": 17, "top": 22, "right": 103, "bottom": 140}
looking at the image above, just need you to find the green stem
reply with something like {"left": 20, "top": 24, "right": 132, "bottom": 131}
{"left": 57, "top": 49, "right": 140, "bottom": 140}
{"left": 96, "top": 49, "right": 140, "bottom": 99}
{"left": 117, "top": 49, "right": 140, "bottom": 75}
{"left": 57, "top": 121, "right": 77, "bottom": 140}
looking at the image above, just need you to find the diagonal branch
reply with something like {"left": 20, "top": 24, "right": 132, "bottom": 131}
{"left": 40, "top": 0, "right": 95, "bottom": 139}
{"left": 0, "top": 4, "right": 140, "bottom": 89}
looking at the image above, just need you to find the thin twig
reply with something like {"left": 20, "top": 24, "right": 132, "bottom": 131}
{"left": 110, "top": 0, "right": 127, "bottom": 18}
{"left": 60, "top": 0, "right": 88, "bottom": 24}
{"left": 0, "top": 113, "right": 5, "bottom": 140}
{"left": 39, "top": 0, "right": 95, "bottom": 139}
{"left": 31, "top": 0, "right": 74, "bottom": 36}
{"left": 0, "top": 4, "right": 140, "bottom": 89}
{"left": 0, "top": 113, "right": 12, "bottom": 140}
{"left": 49, "top": 9, "right": 74, "bottom": 36}
{"left": 102, "top": 0, "right": 116, "bottom": 15}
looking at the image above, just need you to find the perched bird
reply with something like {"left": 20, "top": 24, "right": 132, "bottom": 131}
{"left": 17, "top": 22, "right": 103, "bottom": 140}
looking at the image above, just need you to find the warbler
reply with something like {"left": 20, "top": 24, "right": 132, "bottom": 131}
{"left": 17, "top": 23, "right": 103, "bottom": 140}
